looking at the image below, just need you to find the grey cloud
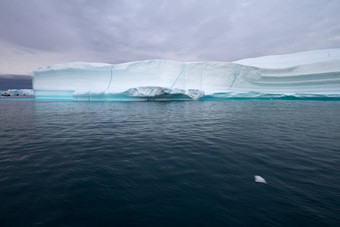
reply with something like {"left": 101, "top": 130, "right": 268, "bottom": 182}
{"left": 1, "top": 0, "right": 340, "bottom": 74}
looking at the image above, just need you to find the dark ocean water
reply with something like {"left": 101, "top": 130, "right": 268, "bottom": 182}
{"left": 0, "top": 100, "right": 339, "bottom": 226}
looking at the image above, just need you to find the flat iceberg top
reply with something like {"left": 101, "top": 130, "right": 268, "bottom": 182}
{"left": 35, "top": 62, "right": 113, "bottom": 72}
{"left": 34, "top": 48, "right": 340, "bottom": 72}
{"left": 234, "top": 48, "right": 340, "bottom": 68}
{"left": 34, "top": 59, "right": 232, "bottom": 73}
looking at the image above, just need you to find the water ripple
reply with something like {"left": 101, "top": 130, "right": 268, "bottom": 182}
{"left": 0, "top": 100, "right": 339, "bottom": 226}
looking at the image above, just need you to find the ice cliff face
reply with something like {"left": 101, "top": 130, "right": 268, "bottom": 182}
{"left": 32, "top": 48, "right": 340, "bottom": 101}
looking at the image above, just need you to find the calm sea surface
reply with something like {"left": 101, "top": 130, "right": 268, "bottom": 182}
{"left": 0, "top": 100, "right": 339, "bottom": 226}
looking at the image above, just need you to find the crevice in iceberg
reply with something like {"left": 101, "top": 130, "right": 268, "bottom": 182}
{"left": 229, "top": 72, "right": 239, "bottom": 89}
{"left": 171, "top": 65, "right": 186, "bottom": 89}
{"left": 147, "top": 87, "right": 156, "bottom": 97}
{"left": 106, "top": 65, "right": 115, "bottom": 90}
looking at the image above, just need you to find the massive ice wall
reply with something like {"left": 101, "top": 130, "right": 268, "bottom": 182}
{"left": 32, "top": 48, "right": 340, "bottom": 101}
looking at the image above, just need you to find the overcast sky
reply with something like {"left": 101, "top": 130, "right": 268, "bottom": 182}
{"left": 1, "top": 0, "right": 340, "bottom": 75}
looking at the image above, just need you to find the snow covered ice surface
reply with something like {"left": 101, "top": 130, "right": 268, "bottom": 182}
{"left": 32, "top": 48, "right": 340, "bottom": 101}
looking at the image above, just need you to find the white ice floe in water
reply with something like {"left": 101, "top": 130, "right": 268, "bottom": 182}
{"left": 254, "top": 175, "right": 267, "bottom": 184}
{"left": 32, "top": 48, "right": 340, "bottom": 101}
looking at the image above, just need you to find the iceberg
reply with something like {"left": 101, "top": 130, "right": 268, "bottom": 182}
{"left": 0, "top": 89, "right": 34, "bottom": 96}
{"left": 254, "top": 175, "right": 267, "bottom": 184}
{"left": 32, "top": 48, "right": 340, "bottom": 101}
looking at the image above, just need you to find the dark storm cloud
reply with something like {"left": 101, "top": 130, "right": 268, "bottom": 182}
{"left": 1, "top": 0, "right": 340, "bottom": 73}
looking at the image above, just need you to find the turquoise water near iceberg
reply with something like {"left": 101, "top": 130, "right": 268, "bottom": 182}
{"left": 0, "top": 100, "right": 339, "bottom": 226}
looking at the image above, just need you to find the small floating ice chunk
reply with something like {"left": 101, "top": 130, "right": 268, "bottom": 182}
{"left": 254, "top": 175, "right": 267, "bottom": 184}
